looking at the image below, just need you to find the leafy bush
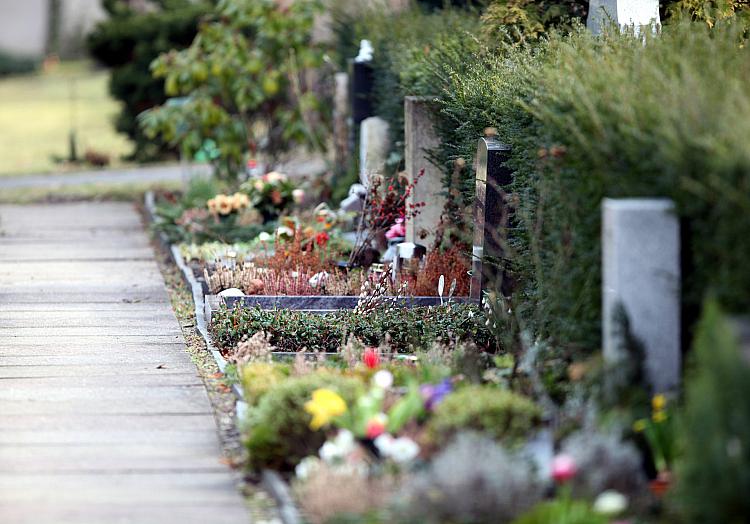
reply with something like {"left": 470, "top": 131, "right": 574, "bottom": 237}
{"left": 481, "top": 0, "right": 587, "bottom": 43}
{"left": 394, "top": 431, "right": 543, "bottom": 523}
{"left": 0, "top": 51, "right": 37, "bottom": 76}
{"left": 210, "top": 303, "right": 492, "bottom": 354}
{"left": 87, "top": 0, "right": 208, "bottom": 160}
{"left": 561, "top": 430, "right": 647, "bottom": 501}
{"left": 673, "top": 299, "right": 750, "bottom": 523}
{"left": 240, "top": 362, "right": 288, "bottom": 406}
{"left": 427, "top": 385, "right": 541, "bottom": 446}
{"left": 244, "top": 371, "right": 362, "bottom": 471}
{"left": 141, "top": 0, "right": 329, "bottom": 181}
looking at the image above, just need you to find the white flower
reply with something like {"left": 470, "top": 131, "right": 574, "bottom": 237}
{"left": 266, "top": 171, "right": 287, "bottom": 184}
{"left": 253, "top": 179, "right": 265, "bottom": 191}
{"left": 309, "top": 271, "right": 329, "bottom": 288}
{"left": 294, "top": 456, "right": 321, "bottom": 480}
{"left": 319, "top": 441, "right": 340, "bottom": 463}
{"left": 593, "top": 490, "right": 628, "bottom": 516}
{"left": 373, "top": 434, "right": 395, "bottom": 456}
{"left": 372, "top": 370, "right": 394, "bottom": 389}
{"left": 258, "top": 231, "right": 272, "bottom": 242}
{"left": 374, "top": 434, "right": 419, "bottom": 463}
{"left": 320, "top": 429, "right": 356, "bottom": 464}
{"left": 387, "top": 437, "right": 420, "bottom": 463}
{"left": 276, "top": 225, "right": 294, "bottom": 238}
{"left": 333, "top": 429, "right": 356, "bottom": 453}
{"left": 292, "top": 188, "right": 305, "bottom": 203}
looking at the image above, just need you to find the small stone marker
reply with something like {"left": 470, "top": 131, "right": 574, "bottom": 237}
{"left": 602, "top": 198, "right": 681, "bottom": 393}
{"left": 359, "top": 116, "right": 390, "bottom": 185}
{"left": 404, "top": 96, "right": 446, "bottom": 247}
{"left": 469, "top": 135, "right": 513, "bottom": 300}
{"left": 588, "top": 0, "right": 660, "bottom": 34}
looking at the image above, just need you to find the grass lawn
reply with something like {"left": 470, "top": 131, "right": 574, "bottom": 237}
{"left": 0, "top": 61, "right": 133, "bottom": 176}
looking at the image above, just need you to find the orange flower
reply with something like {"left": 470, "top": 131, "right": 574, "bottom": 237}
{"left": 216, "top": 194, "right": 233, "bottom": 215}
{"left": 270, "top": 190, "right": 283, "bottom": 205}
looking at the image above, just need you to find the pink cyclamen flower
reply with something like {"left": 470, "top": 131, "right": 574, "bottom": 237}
{"left": 385, "top": 218, "right": 406, "bottom": 240}
{"left": 551, "top": 454, "right": 577, "bottom": 484}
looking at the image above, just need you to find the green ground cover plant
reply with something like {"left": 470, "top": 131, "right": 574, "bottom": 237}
{"left": 245, "top": 371, "right": 363, "bottom": 471}
{"left": 210, "top": 303, "right": 492, "bottom": 354}
{"left": 427, "top": 384, "right": 542, "bottom": 447}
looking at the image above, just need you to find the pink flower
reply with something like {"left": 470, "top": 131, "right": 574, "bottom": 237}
{"left": 551, "top": 454, "right": 577, "bottom": 484}
{"left": 385, "top": 218, "right": 406, "bottom": 240}
{"left": 365, "top": 415, "right": 387, "bottom": 439}
{"left": 363, "top": 348, "right": 380, "bottom": 369}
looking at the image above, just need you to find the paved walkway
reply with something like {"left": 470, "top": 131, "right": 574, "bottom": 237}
{"left": 0, "top": 203, "right": 249, "bottom": 523}
{"left": 0, "top": 164, "right": 195, "bottom": 189}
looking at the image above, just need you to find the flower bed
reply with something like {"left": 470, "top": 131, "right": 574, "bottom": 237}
{"left": 210, "top": 302, "right": 490, "bottom": 356}
{"left": 228, "top": 317, "right": 662, "bottom": 524}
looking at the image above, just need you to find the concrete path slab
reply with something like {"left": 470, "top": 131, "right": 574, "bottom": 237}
{"left": 0, "top": 202, "right": 249, "bottom": 523}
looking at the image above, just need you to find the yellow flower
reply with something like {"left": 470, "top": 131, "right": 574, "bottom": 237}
{"left": 304, "top": 388, "right": 347, "bottom": 430}
{"left": 207, "top": 198, "right": 218, "bottom": 214}
{"left": 652, "top": 394, "right": 667, "bottom": 412}
{"left": 633, "top": 419, "right": 647, "bottom": 433}
{"left": 652, "top": 411, "right": 667, "bottom": 424}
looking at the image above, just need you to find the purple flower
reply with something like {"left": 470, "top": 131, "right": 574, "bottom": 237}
{"left": 420, "top": 378, "right": 453, "bottom": 410}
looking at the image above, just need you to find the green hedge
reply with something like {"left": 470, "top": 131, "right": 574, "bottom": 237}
{"left": 514, "top": 20, "right": 750, "bottom": 350}
{"left": 0, "top": 51, "right": 37, "bottom": 76}
{"left": 370, "top": 18, "right": 750, "bottom": 353}
{"left": 210, "top": 303, "right": 492, "bottom": 353}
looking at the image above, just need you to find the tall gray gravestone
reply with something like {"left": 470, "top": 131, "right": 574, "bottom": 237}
{"left": 602, "top": 198, "right": 681, "bottom": 393}
{"left": 359, "top": 116, "right": 390, "bottom": 185}
{"left": 404, "top": 97, "right": 446, "bottom": 247}
{"left": 469, "top": 136, "right": 513, "bottom": 300}
{"left": 588, "top": 0, "right": 660, "bottom": 34}
{"left": 333, "top": 72, "right": 350, "bottom": 175}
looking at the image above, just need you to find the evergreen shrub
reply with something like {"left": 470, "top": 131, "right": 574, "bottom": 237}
{"left": 87, "top": 0, "right": 209, "bottom": 160}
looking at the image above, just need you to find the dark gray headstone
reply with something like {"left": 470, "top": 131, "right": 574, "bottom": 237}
{"left": 469, "top": 136, "right": 512, "bottom": 299}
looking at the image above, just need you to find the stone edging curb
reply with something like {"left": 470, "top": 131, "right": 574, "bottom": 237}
{"left": 144, "top": 192, "right": 302, "bottom": 524}
{"left": 143, "top": 192, "right": 243, "bottom": 400}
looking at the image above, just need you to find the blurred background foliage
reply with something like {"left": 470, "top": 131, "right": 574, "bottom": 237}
{"left": 87, "top": 0, "right": 211, "bottom": 161}
{"left": 139, "top": 0, "right": 329, "bottom": 181}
